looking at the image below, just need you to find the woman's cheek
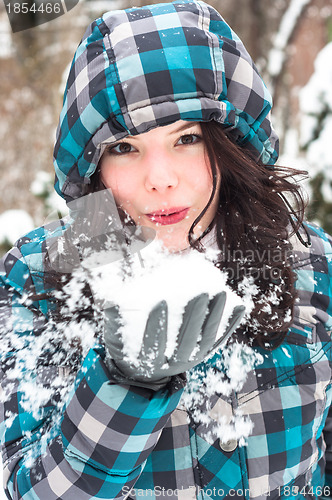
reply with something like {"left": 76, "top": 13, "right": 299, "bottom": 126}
{"left": 114, "top": 189, "right": 137, "bottom": 215}
{"left": 191, "top": 161, "right": 213, "bottom": 186}
{"left": 103, "top": 170, "right": 129, "bottom": 203}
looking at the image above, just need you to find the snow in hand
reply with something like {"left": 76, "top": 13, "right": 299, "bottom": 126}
{"left": 85, "top": 239, "right": 250, "bottom": 364}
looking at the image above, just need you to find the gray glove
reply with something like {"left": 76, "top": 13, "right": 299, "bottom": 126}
{"left": 103, "top": 293, "right": 245, "bottom": 391}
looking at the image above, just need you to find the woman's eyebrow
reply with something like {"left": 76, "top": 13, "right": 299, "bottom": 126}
{"left": 170, "top": 122, "right": 199, "bottom": 135}
{"left": 123, "top": 122, "right": 199, "bottom": 142}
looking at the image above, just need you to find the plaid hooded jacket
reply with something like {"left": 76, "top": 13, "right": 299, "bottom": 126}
{"left": 1, "top": 1, "right": 332, "bottom": 499}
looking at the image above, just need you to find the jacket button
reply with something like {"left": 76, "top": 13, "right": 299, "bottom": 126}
{"left": 219, "top": 439, "right": 237, "bottom": 452}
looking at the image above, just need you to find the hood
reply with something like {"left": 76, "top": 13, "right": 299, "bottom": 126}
{"left": 53, "top": 0, "right": 279, "bottom": 202}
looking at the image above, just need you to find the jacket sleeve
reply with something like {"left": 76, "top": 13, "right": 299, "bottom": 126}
{"left": 0, "top": 248, "right": 185, "bottom": 500}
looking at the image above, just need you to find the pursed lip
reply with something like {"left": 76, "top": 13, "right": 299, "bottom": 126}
{"left": 144, "top": 207, "right": 190, "bottom": 225}
{"left": 146, "top": 207, "right": 188, "bottom": 216}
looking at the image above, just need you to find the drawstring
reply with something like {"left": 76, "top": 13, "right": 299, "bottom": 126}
{"left": 278, "top": 193, "right": 312, "bottom": 248}
{"left": 294, "top": 221, "right": 312, "bottom": 248}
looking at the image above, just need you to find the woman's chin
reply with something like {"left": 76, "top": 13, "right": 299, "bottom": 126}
{"left": 154, "top": 231, "right": 190, "bottom": 253}
{"left": 153, "top": 223, "right": 210, "bottom": 252}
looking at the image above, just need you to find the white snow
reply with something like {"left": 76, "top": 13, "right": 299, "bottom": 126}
{"left": 276, "top": 126, "right": 311, "bottom": 203}
{"left": 277, "top": 43, "right": 332, "bottom": 205}
{"left": 30, "top": 171, "right": 54, "bottom": 197}
{"left": 85, "top": 239, "right": 250, "bottom": 364}
{"left": 267, "top": 0, "right": 311, "bottom": 88}
{"left": 298, "top": 42, "right": 332, "bottom": 201}
{"left": 0, "top": 210, "right": 34, "bottom": 246}
{"left": 282, "top": 346, "right": 292, "bottom": 358}
{"left": 299, "top": 42, "right": 332, "bottom": 137}
{"left": 0, "top": 12, "right": 14, "bottom": 59}
{"left": 182, "top": 342, "right": 263, "bottom": 446}
{"left": 30, "top": 171, "right": 68, "bottom": 215}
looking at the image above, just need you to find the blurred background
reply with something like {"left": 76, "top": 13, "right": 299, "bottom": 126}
{"left": 0, "top": 0, "right": 332, "bottom": 494}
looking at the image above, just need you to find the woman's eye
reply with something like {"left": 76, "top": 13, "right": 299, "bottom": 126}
{"left": 177, "top": 134, "right": 201, "bottom": 145}
{"left": 110, "top": 142, "right": 136, "bottom": 155}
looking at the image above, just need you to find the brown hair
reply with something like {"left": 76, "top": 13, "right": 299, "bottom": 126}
{"left": 197, "top": 122, "right": 307, "bottom": 348}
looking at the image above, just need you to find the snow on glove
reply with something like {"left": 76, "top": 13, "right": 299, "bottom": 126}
{"left": 103, "top": 292, "right": 245, "bottom": 391}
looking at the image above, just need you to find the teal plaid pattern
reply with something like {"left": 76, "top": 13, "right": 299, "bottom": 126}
{"left": 53, "top": 0, "right": 279, "bottom": 202}
{"left": 1, "top": 221, "right": 332, "bottom": 499}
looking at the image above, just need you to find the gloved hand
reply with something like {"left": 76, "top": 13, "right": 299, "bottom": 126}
{"left": 103, "top": 293, "right": 245, "bottom": 391}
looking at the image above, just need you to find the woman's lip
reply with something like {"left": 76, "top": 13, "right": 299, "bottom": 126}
{"left": 145, "top": 208, "right": 189, "bottom": 225}
{"left": 146, "top": 207, "right": 188, "bottom": 216}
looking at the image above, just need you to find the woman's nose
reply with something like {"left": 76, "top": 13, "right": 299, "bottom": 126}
{"left": 144, "top": 151, "right": 179, "bottom": 193}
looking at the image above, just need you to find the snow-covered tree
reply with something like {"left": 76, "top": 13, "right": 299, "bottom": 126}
{"left": 299, "top": 42, "right": 332, "bottom": 232}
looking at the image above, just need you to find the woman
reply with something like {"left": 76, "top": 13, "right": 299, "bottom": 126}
{"left": 1, "top": 1, "right": 332, "bottom": 499}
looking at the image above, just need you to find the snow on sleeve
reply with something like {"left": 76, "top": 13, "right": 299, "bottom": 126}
{"left": 84, "top": 239, "right": 252, "bottom": 364}
{"left": 0, "top": 270, "right": 97, "bottom": 435}
{"left": 182, "top": 342, "right": 263, "bottom": 447}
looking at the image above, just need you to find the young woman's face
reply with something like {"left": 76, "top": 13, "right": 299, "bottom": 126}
{"left": 100, "top": 121, "right": 219, "bottom": 251}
